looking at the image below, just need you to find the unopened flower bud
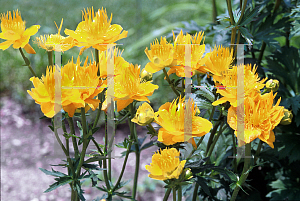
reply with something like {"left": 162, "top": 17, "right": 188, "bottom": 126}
{"left": 280, "top": 109, "right": 293, "bottom": 125}
{"left": 266, "top": 79, "right": 279, "bottom": 92}
{"left": 195, "top": 107, "right": 200, "bottom": 116}
{"left": 131, "top": 102, "right": 154, "bottom": 126}
{"left": 184, "top": 168, "right": 193, "bottom": 180}
{"left": 141, "top": 68, "right": 153, "bottom": 81}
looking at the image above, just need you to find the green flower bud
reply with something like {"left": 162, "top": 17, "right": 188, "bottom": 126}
{"left": 131, "top": 102, "right": 155, "bottom": 126}
{"left": 280, "top": 108, "right": 293, "bottom": 125}
{"left": 266, "top": 79, "right": 279, "bottom": 92}
{"left": 141, "top": 68, "right": 153, "bottom": 82}
{"left": 184, "top": 168, "right": 193, "bottom": 180}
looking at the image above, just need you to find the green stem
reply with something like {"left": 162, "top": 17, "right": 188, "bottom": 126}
{"left": 254, "top": 140, "right": 263, "bottom": 164}
{"left": 67, "top": 116, "right": 80, "bottom": 159}
{"left": 212, "top": 0, "right": 218, "bottom": 23}
{"left": 91, "top": 138, "right": 110, "bottom": 189}
{"left": 231, "top": 129, "right": 238, "bottom": 173}
{"left": 173, "top": 188, "right": 177, "bottom": 201}
{"left": 192, "top": 183, "right": 199, "bottom": 201}
{"left": 47, "top": 51, "right": 53, "bottom": 67}
{"left": 178, "top": 185, "right": 182, "bottom": 201}
{"left": 163, "top": 68, "right": 180, "bottom": 97}
{"left": 112, "top": 139, "right": 133, "bottom": 192}
{"left": 163, "top": 188, "right": 172, "bottom": 201}
{"left": 237, "top": 0, "right": 248, "bottom": 25}
{"left": 129, "top": 103, "right": 140, "bottom": 200}
{"left": 93, "top": 92, "right": 104, "bottom": 129}
{"left": 206, "top": 110, "right": 221, "bottom": 154}
{"left": 186, "top": 136, "right": 205, "bottom": 160}
{"left": 75, "top": 108, "right": 89, "bottom": 179}
{"left": 18, "top": 48, "right": 37, "bottom": 77}
{"left": 116, "top": 112, "right": 130, "bottom": 126}
{"left": 95, "top": 49, "right": 100, "bottom": 76}
{"left": 230, "top": 143, "right": 251, "bottom": 201}
{"left": 258, "top": 42, "right": 266, "bottom": 65}
{"left": 226, "top": 0, "right": 236, "bottom": 25}
{"left": 207, "top": 122, "right": 225, "bottom": 157}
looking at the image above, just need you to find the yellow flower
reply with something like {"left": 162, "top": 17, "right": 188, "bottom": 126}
{"left": 205, "top": 46, "right": 234, "bottom": 83}
{"left": 64, "top": 7, "right": 128, "bottom": 55}
{"left": 212, "top": 64, "right": 267, "bottom": 107}
{"left": 35, "top": 19, "right": 76, "bottom": 52}
{"left": 166, "top": 30, "right": 210, "bottom": 77}
{"left": 98, "top": 48, "right": 129, "bottom": 79}
{"left": 145, "top": 148, "right": 186, "bottom": 181}
{"left": 27, "top": 57, "right": 106, "bottom": 118}
{"left": 0, "top": 10, "right": 40, "bottom": 54}
{"left": 154, "top": 96, "right": 212, "bottom": 146}
{"left": 131, "top": 102, "right": 155, "bottom": 126}
{"left": 280, "top": 108, "right": 293, "bottom": 125}
{"left": 227, "top": 91, "right": 284, "bottom": 148}
{"left": 144, "top": 37, "right": 176, "bottom": 73}
{"left": 102, "top": 64, "right": 159, "bottom": 112}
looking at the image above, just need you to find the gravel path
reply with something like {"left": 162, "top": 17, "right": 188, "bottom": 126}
{"left": 0, "top": 97, "right": 176, "bottom": 201}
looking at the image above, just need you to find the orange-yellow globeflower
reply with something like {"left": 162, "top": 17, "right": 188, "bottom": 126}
{"left": 154, "top": 96, "right": 212, "bottom": 146}
{"left": 0, "top": 10, "right": 40, "bottom": 54}
{"left": 227, "top": 91, "right": 284, "bottom": 148}
{"left": 64, "top": 7, "right": 128, "bottom": 55}
{"left": 145, "top": 148, "right": 186, "bottom": 181}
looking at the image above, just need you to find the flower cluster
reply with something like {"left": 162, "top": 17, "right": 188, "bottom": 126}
{"left": 27, "top": 57, "right": 106, "bottom": 118}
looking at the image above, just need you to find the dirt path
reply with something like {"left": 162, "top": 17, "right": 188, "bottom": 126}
{"left": 0, "top": 97, "right": 172, "bottom": 201}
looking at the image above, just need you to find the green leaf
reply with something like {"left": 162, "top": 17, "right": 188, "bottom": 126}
{"left": 210, "top": 167, "right": 238, "bottom": 182}
{"left": 92, "top": 127, "right": 100, "bottom": 134}
{"left": 39, "top": 168, "right": 67, "bottom": 177}
{"left": 48, "top": 125, "right": 54, "bottom": 132}
{"left": 239, "top": 7, "right": 260, "bottom": 27}
{"left": 239, "top": 26, "right": 253, "bottom": 45}
{"left": 44, "top": 176, "right": 72, "bottom": 193}
{"left": 74, "top": 181, "right": 86, "bottom": 201}
{"left": 195, "top": 176, "right": 212, "bottom": 197}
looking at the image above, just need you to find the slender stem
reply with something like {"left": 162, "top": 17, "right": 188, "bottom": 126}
{"left": 186, "top": 136, "right": 205, "bottom": 160}
{"left": 226, "top": 0, "right": 236, "bottom": 25}
{"left": 18, "top": 48, "right": 37, "bottom": 77}
{"left": 181, "top": 78, "right": 185, "bottom": 97}
{"left": 237, "top": 0, "right": 248, "bottom": 25}
{"left": 206, "top": 112, "right": 221, "bottom": 154}
{"left": 178, "top": 185, "right": 182, "bottom": 201}
{"left": 75, "top": 108, "right": 89, "bottom": 178}
{"left": 47, "top": 51, "right": 53, "bottom": 67}
{"left": 230, "top": 28, "right": 237, "bottom": 53}
{"left": 196, "top": 74, "right": 201, "bottom": 86}
{"left": 93, "top": 92, "right": 104, "bottom": 129}
{"left": 254, "top": 140, "right": 263, "bottom": 164}
{"left": 116, "top": 112, "right": 130, "bottom": 126}
{"left": 129, "top": 103, "right": 140, "bottom": 200}
{"left": 234, "top": 30, "right": 241, "bottom": 58}
{"left": 258, "top": 42, "right": 266, "bottom": 65}
{"left": 163, "top": 68, "right": 180, "bottom": 97}
{"left": 212, "top": 0, "right": 218, "bottom": 23}
{"left": 163, "top": 188, "right": 172, "bottom": 201}
{"left": 230, "top": 143, "right": 251, "bottom": 201}
{"left": 95, "top": 49, "right": 100, "bottom": 76}
{"left": 231, "top": 129, "right": 238, "bottom": 173}
{"left": 207, "top": 122, "right": 225, "bottom": 157}
{"left": 192, "top": 183, "right": 199, "bottom": 201}
{"left": 112, "top": 140, "right": 133, "bottom": 192}
{"left": 67, "top": 116, "right": 80, "bottom": 159}
{"left": 53, "top": 125, "right": 68, "bottom": 157}
{"left": 173, "top": 188, "right": 177, "bottom": 201}
{"left": 91, "top": 138, "right": 110, "bottom": 189}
